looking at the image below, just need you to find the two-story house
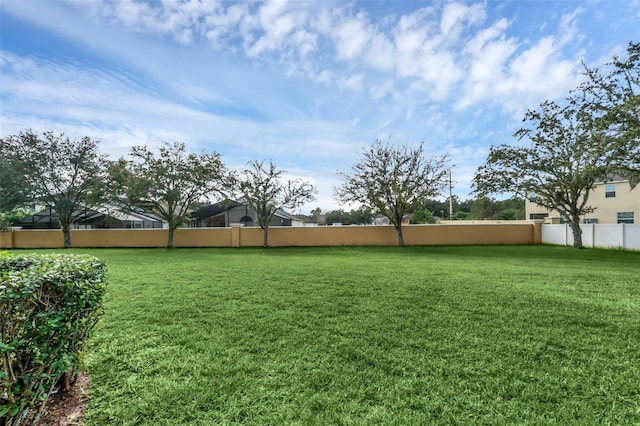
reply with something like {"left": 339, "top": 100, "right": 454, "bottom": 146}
{"left": 525, "top": 176, "right": 639, "bottom": 224}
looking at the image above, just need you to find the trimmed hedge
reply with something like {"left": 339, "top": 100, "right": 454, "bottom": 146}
{"left": 0, "top": 253, "right": 106, "bottom": 425}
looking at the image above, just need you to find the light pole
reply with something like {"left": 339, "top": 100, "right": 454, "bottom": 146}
{"left": 448, "top": 169, "right": 453, "bottom": 221}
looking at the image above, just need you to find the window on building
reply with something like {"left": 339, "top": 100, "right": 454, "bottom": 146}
{"left": 529, "top": 213, "right": 548, "bottom": 220}
{"left": 617, "top": 212, "right": 634, "bottom": 224}
{"left": 583, "top": 218, "right": 598, "bottom": 224}
{"left": 605, "top": 184, "right": 616, "bottom": 198}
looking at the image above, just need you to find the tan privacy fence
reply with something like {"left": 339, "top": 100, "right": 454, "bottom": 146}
{"left": 0, "top": 223, "right": 542, "bottom": 249}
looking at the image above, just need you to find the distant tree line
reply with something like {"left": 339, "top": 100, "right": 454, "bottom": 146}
{"left": 308, "top": 207, "right": 375, "bottom": 225}
{"left": 305, "top": 196, "right": 525, "bottom": 226}
{"left": 412, "top": 196, "right": 525, "bottom": 221}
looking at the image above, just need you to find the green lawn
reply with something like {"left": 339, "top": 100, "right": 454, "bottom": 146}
{"left": 51, "top": 246, "right": 640, "bottom": 424}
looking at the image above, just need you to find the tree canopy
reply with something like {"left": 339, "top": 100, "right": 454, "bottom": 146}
{"left": 108, "top": 141, "right": 230, "bottom": 248}
{"left": 335, "top": 140, "right": 449, "bottom": 245}
{"left": 236, "top": 159, "right": 316, "bottom": 248}
{"left": 577, "top": 42, "right": 640, "bottom": 184}
{"left": 324, "top": 207, "right": 374, "bottom": 225}
{"left": 0, "top": 130, "right": 107, "bottom": 247}
{"left": 409, "top": 209, "right": 436, "bottom": 224}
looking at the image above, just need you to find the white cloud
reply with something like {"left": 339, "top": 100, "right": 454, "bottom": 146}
{"left": 456, "top": 14, "right": 579, "bottom": 117}
{"left": 61, "top": 0, "right": 618, "bottom": 118}
{"left": 457, "top": 18, "right": 517, "bottom": 109}
{"left": 440, "top": 2, "right": 485, "bottom": 41}
{"left": 505, "top": 37, "right": 576, "bottom": 103}
{"left": 363, "top": 33, "right": 396, "bottom": 71}
{"left": 338, "top": 73, "right": 365, "bottom": 92}
{"left": 95, "top": 0, "right": 222, "bottom": 43}
{"left": 108, "top": 0, "right": 155, "bottom": 28}
{"left": 369, "top": 79, "right": 397, "bottom": 102}
{"left": 331, "top": 11, "right": 374, "bottom": 61}
{"left": 557, "top": 6, "right": 584, "bottom": 46}
{"left": 390, "top": 7, "right": 464, "bottom": 99}
{"left": 245, "top": 0, "right": 302, "bottom": 56}
{"left": 204, "top": 4, "right": 248, "bottom": 47}
{"left": 291, "top": 29, "right": 317, "bottom": 57}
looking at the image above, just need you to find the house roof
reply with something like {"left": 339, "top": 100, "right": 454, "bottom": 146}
{"left": 190, "top": 200, "right": 298, "bottom": 221}
{"left": 595, "top": 174, "right": 631, "bottom": 184}
{"left": 275, "top": 208, "right": 295, "bottom": 220}
{"left": 16, "top": 206, "right": 163, "bottom": 225}
{"left": 189, "top": 200, "right": 241, "bottom": 221}
{"left": 77, "top": 207, "right": 163, "bottom": 223}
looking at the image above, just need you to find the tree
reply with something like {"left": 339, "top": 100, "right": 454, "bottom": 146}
{"left": 454, "top": 211, "right": 469, "bottom": 220}
{"left": 108, "top": 142, "right": 230, "bottom": 248}
{"left": 0, "top": 154, "right": 29, "bottom": 213}
{"left": 577, "top": 42, "right": 640, "bottom": 184}
{"left": 0, "top": 209, "right": 31, "bottom": 232}
{"left": 499, "top": 197, "right": 525, "bottom": 220}
{"left": 0, "top": 130, "right": 107, "bottom": 247}
{"left": 236, "top": 159, "right": 317, "bottom": 248}
{"left": 474, "top": 99, "right": 616, "bottom": 248}
{"left": 410, "top": 209, "right": 436, "bottom": 224}
{"left": 473, "top": 45, "right": 639, "bottom": 248}
{"left": 0, "top": 215, "right": 10, "bottom": 233}
{"left": 504, "top": 209, "right": 520, "bottom": 220}
{"left": 335, "top": 140, "right": 449, "bottom": 246}
{"left": 310, "top": 207, "right": 324, "bottom": 224}
{"left": 350, "top": 206, "right": 375, "bottom": 225}
{"left": 467, "top": 196, "right": 499, "bottom": 220}
{"left": 324, "top": 207, "right": 374, "bottom": 225}
{"left": 324, "top": 209, "right": 347, "bottom": 225}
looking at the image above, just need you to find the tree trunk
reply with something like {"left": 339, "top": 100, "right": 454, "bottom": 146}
{"left": 167, "top": 227, "right": 175, "bottom": 248}
{"left": 263, "top": 226, "right": 269, "bottom": 248}
{"left": 569, "top": 218, "right": 583, "bottom": 249}
{"left": 395, "top": 224, "right": 405, "bottom": 246}
{"left": 61, "top": 224, "right": 72, "bottom": 248}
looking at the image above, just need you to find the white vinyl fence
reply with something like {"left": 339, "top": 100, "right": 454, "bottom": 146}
{"left": 542, "top": 224, "right": 640, "bottom": 251}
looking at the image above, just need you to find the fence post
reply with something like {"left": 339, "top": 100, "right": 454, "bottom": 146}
{"left": 532, "top": 221, "right": 542, "bottom": 245}
{"left": 620, "top": 223, "right": 625, "bottom": 250}
{"left": 231, "top": 225, "right": 241, "bottom": 248}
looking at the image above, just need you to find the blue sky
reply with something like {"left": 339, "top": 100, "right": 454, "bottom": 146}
{"left": 1, "top": 0, "right": 639, "bottom": 212}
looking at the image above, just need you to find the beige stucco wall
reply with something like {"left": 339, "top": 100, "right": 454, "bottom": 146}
{"left": 0, "top": 223, "right": 541, "bottom": 249}
{"left": 525, "top": 180, "right": 639, "bottom": 224}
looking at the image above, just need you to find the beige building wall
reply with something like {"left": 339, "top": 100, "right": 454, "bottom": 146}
{"left": 0, "top": 223, "right": 542, "bottom": 249}
{"left": 525, "top": 179, "right": 639, "bottom": 224}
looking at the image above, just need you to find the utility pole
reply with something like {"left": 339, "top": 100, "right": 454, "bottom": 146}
{"left": 449, "top": 169, "right": 453, "bottom": 221}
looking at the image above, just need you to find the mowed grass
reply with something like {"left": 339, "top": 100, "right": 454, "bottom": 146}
{"left": 47, "top": 246, "right": 640, "bottom": 424}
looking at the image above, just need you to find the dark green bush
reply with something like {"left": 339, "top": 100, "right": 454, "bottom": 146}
{"left": 410, "top": 209, "right": 436, "bottom": 224}
{"left": 0, "top": 253, "right": 106, "bottom": 425}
